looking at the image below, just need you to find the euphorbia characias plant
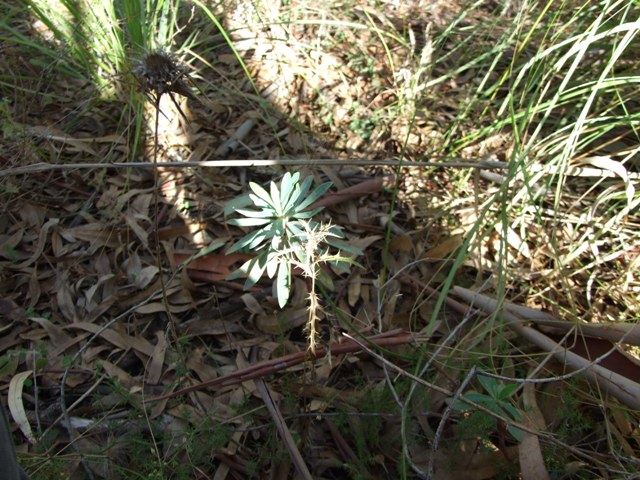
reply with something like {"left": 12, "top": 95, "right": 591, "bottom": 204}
{"left": 224, "top": 172, "right": 361, "bottom": 323}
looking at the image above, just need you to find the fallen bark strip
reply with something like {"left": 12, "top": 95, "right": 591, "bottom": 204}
{"left": 144, "top": 332, "right": 425, "bottom": 403}
{"left": 504, "top": 304, "right": 640, "bottom": 346}
{"left": 308, "top": 176, "right": 395, "bottom": 209}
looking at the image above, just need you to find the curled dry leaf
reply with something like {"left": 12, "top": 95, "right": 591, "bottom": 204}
{"left": 100, "top": 360, "right": 140, "bottom": 390}
{"left": 8, "top": 370, "right": 35, "bottom": 444}
{"left": 389, "top": 234, "right": 414, "bottom": 254}
{"left": 0, "top": 298, "right": 25, "bottom": 322}
{"left": 135, "top": 301, "right": 194, "bottom": 315}
{"left": 29, "top": 316, "right": 72, "bottom": 349}
{"left": 519, "top": 382, "right": 550, "bottom": 480}
{"left": 66, "top": 322, "right": 155, "bottom": 358}
{"left": 347, "top": 272, "right": 361, "bottom": 307}
{"left": 175, "top": 251, "right": 253, "bottom": 281}
{"left": 147, "top": 331, "right": 167, "bottom": 385}
{"left": 422, "top": 234, "right": 463, "bottom": 260}
{"left": 14, "top": 218, "right": 58, "bottom": 269}
{"left": 0, "top": 228, "right": 23, "bottom": 260}
{"left": 255, "top": 307, "right": 308, "bottom": 334}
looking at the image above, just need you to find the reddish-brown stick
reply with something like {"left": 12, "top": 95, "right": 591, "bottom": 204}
{"left": 144, "top": 332, "right": 425, "bottom": 403}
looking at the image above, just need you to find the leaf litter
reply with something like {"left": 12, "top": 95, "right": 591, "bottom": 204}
{"left": 1, "top": 1, "right": 640, "bottom": 479}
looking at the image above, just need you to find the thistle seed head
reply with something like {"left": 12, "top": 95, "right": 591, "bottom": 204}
{"left": 133, "top": 49, "right": 195, "bottom": 100}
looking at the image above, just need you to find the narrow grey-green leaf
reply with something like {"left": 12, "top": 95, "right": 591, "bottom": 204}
{"left": 270, "top": 233, "right": 283, "bottom": 250}
{"left": 248, "top": 182, "right": 273, "bottom": 208}
{"left": 292, "top": 207, "right": 324, "bottom": 219}
{"left": 224, "top": 194, "right": 253, "bottom": 217}
{"left": 234, "top": 208, "right": 275, "bottom": 218}
{"left": 283, "top": 175, "right": 309, "bottom": 212}
{"left": 227, "top": 229, "right": 264, "bottom": 253}
{"left": 269, "top": 179, "right": 282, "bottom": 215}
{"left": 227, "top": 217, "right": 271, "bottom": 227}
{"left": 279, "top": 171, "right": 299, "bottom": 208}
{"left": 247, "top": 228, "right": 274, "bottom": 250}
{"left": 227, "top": 226, "right": 273, "bottom": 253}
{"left": 326, "top": 237, "right": 364, "bottom": 256}
{"left": 227, "top": 257, "right": 254, "bottom": 280}
{"left": 287, "top": 221, "right": 306, "bottom": 238}
{"left": 276, "top": 261, "right": 291, "bottom": 308}
{"left": 294, "top": 181, "right": 332, "bottom": 212}
{"left": 325, "top": 255, "right": 363, "bottom": 271}
{"left": 317, "top": 267, "right": 335, "bottom": 291}
{"left": 266, "top": 250, "right": 280, "bottom": 279}
{"left": 245, "top": 253, "right": 268, "bottom": 289}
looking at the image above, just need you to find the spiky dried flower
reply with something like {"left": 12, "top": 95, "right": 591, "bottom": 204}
{"left": 133, "top": 49, "right": 197, "bottom": 122}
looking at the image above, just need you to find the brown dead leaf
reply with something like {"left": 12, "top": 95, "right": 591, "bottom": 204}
{"left": 381, "top": 280, "right": 400, "bottom": 330}
{"left": 241, "top": 293, "right": 266, "bottom": 316}
{"left": 519, "top": 383, "right": 550, "bottom": 480}
{"left": 0, "top": 228, "right": 23, "bottom": 259}
{"left": 167, "top": 403, "right": 204, "bottom": 425}
{"left": 130, "top": 192, "right": 152, "bottom": 216}
{"left": 101, "top": 360, "right": 140, "bottom": 390}
{"left": 179, "top": 318, "right": 245, "bottom": 337}
{"left": 25, "top": 125, "right": 98, "bottom": 154}
{"left": 175, "top": 251, "right": 253, "bottom": 281}
{"left": 135, "top": 301, "right": 194, "bottom": 314}
{"left": 14, "top": 218, "right": 59, "bottom": 269}
{"left": 49, "top": 332, "right": 90, "bottom": 358}
{"left": 83, "top": 273, "right": 117, "bottom": 312}
{"left": 286, "top": 129, "right": 305, "bottom": 151}
{"left": 67, "top": 322, "right": 155, "bottom": 357}
{"left": 389, "top": 234, "right": 413, "bottom": 254}
{"left": 348, "top": 235, "right": 383, "bottom": 253}
{"left": 63, "top": 223, "right": 123, "bottom": 253}
{"left": 186, "top": 349, "right": 220, "bottom": 382}
{"left": 162, "top": 415, "right": 189, "bottom": 460}
{"left": 29, "top": 317, "right": 72, "bottom": 349}
{"left": 19, "top": 203, "right": 46, "bottom": 229}
{"left": 255, "top": 307, "right": 308, "bottom": 334}
{"left": 8, "top": 370, "right": 35, "bottom": 444}
{"left": 55, "top": 271, "right": 78, "bottom": 322}
{"left": 0, "top": 298, "right": 25, "bottom": 322}
{"left": 347, "top": 273, "right": 361, "bottom": 307}
{"left": 423, "top": 235, "right": 463, "bottom": 260}
{"left": 429, "top": 446, "right": 518, "bottom": 480}
{"left": 124, "top": 212, "right": 149, "bottom": 248}
{"left": 27, "top": 269, "right": 42, "bottom": 309}
{"left": 147, "top": 331, "right": 167, "bottom": 385}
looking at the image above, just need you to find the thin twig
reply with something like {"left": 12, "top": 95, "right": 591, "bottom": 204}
{"left": 144, "top": 332, "right": 424, "bottom": 403}
{"left": 428, "top": 366, "right": 477, "bottom": 479}
{"left": 248, "top": 348, "right": 313, "bottom": 480}
{"left": 0, "top": 158, "right": 509, "bottom": 177}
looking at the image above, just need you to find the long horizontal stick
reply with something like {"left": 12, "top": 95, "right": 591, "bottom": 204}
{"left": 143, "top": 332, "right": 423, "bottom": 403}
{"left": 0, "top": 158, "right": 508, "bottom": 177}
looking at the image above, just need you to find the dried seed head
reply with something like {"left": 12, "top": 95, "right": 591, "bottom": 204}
{"left": 133, "top": 50, "right": 195, "bottom": 101}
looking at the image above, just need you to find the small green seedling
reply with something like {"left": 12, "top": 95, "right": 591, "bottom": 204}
{"left": 453, "top": 375, "right": 524, "bottom": 441}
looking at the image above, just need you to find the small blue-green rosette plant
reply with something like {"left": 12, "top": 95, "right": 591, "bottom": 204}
{"left": 224, "top": 172, "right": 362, "bottom": 309}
